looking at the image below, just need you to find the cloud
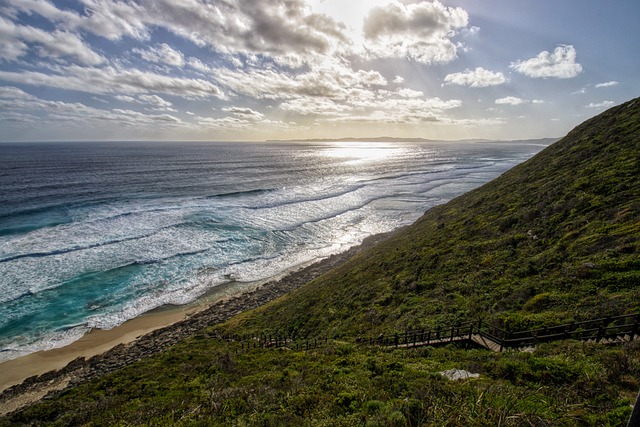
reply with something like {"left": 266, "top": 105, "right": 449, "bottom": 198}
{"left": 134, "top": 43, "right": 185, "bottom": 67}
{"left": 222, "top": 107, "right": 264, "bottom": 119}
{"left": 0, "top": 86, "right": 186, "bottom": 129}
{"left": 213, "top": 60, "right": 387, "bottom": 101}
{"left": 510, "top": 45, "right": 582, "bottom": 79}
{"left": 187, "top": 57, "right": 211, "bottom": 73}
{"left": 495, "top": 96, "right": 526, "bottom": 105}
{"left": 362, "top": 1, "right": 469, "bottom": 64}
{"left": 196, "top": 114, "right": 296, "bottom": 133}
{"left": 131, "top": 0, "right": 346, "bottom": 63}
{"left": 595, "top": 81, "right": 619, "bottom": 88}
{"left": 0, "top": 15, "right": 104, "bottom": 65}
{"left": 4, "top": 0, "right": 348, "bottom": 64}
{"left": 139, "top": 95, "right": 174, "bottom": 110}
{"left": 281, "top": 86, "right": 461, "bottom": 125}
{"left": 114, "top": 95, "right": 137, "bottom": 103}
{"left": 115, "top": 94, "right": 174, "bottom": 110}
{"left": 586, "top": 100, "right": 615, "bottom": 109}
{"left": 0, "top": 65, "right": 225, "bottom": 98}
{"left": 443, "top": 67, "right": 506, "bottom": 88}
{"left": 0, "top": 86, "right": 37, "bottom": 100}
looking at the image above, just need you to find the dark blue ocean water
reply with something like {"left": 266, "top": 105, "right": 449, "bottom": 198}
{"left": 0, "top": 140, "right": 547, "bottom": 360}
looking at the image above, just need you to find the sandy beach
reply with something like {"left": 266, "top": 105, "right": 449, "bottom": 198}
{"left": 0, "top": 232, "right": 391, "bottom": 416}
{"left": 0, "top": 303, "right": 200, "bottom": 393}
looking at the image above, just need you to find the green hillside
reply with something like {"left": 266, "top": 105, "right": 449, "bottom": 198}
{"left": 3, "top": 98, "right": 640, "bottom": 426}
{"left": 233, "top": 97, "right": 640, "bottom": 337}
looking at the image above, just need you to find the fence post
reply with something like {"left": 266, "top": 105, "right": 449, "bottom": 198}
{"left": 603, "top": 316, "right": 612, "bottom": 340}
{"left": 468, "top": 323, "right": 474, "bottom": 341}
{"left": 450, "top": 325, "right": 455, "bottom": 342}
{"left": 436, "top": 326, "right": 441, "bottom": 340}
{"left": 632, "top": 316, "right": 639, "bottom": 340}
{"left": 394, "top": 333, "right": 399, "bottom": 348}
{"left": 500, "top": 331, "right": 510, "bottom": 352}
{"left": 627, "top": 388, "right": 640, "bottom": 427}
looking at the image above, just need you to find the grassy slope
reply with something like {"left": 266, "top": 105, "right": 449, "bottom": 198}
{"left": 3, "top": 98, "right": 640, "bottom": 426}
{"left": 231, "top": 97, "right": 640, "bottom": 338}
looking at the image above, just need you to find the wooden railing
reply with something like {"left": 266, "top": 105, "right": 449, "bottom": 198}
{"left": 208, "top": 313, "right": 639, "bottom": 354}
{"left": 376, "top": 313, "right": 640, "bottom": 352}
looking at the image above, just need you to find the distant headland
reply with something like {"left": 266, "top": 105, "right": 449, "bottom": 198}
{"left": 266, "top": 136, "right": 559, "bottom": 144}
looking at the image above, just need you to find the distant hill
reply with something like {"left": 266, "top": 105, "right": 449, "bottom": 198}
{"left": 266, "top": 136, "right": 559, "bottom": 145}
{"left": 4, "top": 99, "right": 639, "bottom": 426}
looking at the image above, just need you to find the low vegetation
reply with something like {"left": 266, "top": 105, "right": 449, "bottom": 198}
{"left": 3, "top": 98, "right": 640, "bottom": 426}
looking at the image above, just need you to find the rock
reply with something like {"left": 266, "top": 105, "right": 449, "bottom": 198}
{"left": 439, "top": 369, "right": 480, "bottom": 381}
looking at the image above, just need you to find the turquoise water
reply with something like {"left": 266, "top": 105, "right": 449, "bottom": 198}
{"left": 0, "top": 140, "right": 547, "bottom": 360}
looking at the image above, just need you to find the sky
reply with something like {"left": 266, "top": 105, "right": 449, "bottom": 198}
{"left": 0, "top": 0, "right": 638, "bottom": 142}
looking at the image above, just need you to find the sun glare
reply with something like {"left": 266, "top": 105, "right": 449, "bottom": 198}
{"left": 308, "top": 0, "right": 393, "bottom": 31}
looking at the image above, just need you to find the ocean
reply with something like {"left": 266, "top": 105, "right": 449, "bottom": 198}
{"left": 0, "top": 140, "right": 548, "bottom": 361}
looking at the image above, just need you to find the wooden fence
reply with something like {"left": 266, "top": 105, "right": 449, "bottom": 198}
{"left": 211, "top": 332, "right": 328, "bottom": 353}
{"left": 376, "top": 313, "right": 640, "bottom": 352}
{"left": 206, "top": 313, "right": 639, "bottom": 354}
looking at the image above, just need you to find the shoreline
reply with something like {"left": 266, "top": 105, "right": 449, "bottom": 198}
{"left": 0, "top": 262, "right": 309, "bottom": 393}
{"left": 0, "top": 231, "right": 393, "bottom": 416}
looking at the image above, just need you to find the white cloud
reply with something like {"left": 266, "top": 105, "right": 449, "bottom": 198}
{"left": 510, "top": 45, "right": 582, "bottom": 79}
{"left": 393, "top": 76, "right": 405, "bottom": 84}
{"left": 138, "top": 94, "right": 174, "bottom": 110}
{"left": 396, "top": 88, "right": 424, "bottom": 98}
{"left": 213, "top": 60, "right": 387, "bottom": 101}
{"left": 495, "top": 96, "right": 526, "bottom": 105}
{"left": 0, "top": 86, "right": 187, "bottom": 129}
{"left": 0, "top": 15, "right": 104, "bottom": 65}
{"left": 361, "top": 1, "right": 469, "bottom": 64}
{"left": 4, "top": 0, "right": 348, "bottom": 65}
{"left": 595, "top": 81, "right": 619, "bottom": 88}
{"left": 138, "top": 0, "right": 346, "bottom": 62}
{"left": 134, "top": 43, "right": 185, "bottom": 67}
{"left": 195, "top": 114, "right": 296, "bottom": 133}
{"left": 0, "top": 86, "right": 36, "bottom": 100}
{"left": 187, "top": 57, "right": 210, "bottom": 73}
{"left": 586, "top": 100, "right": 615, "bottom": 109}
{"left": 222, "top": 107, "right": 264, "bottom": 119}
{"left": 114, "top": 95, "right": 137, "bottom": 103}
{"left": 281, "top": 86, "right": 461, "bottom": 125}
{"left": 0, "top": 65, "right": 225, "bottom": 98}
{"left": 444, "top": 67, "right": 506, "bottom": 88}
{"left": 279, "top": 97, "right": 353, "bottom": 116}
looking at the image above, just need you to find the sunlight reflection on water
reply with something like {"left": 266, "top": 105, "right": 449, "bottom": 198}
{"left": 321, "top": 142, "right": 402, "bottom": 164}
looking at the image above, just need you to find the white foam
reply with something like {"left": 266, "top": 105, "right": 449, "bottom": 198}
{"left": 0, "top": 325, "right": 89, "bottom": 363}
